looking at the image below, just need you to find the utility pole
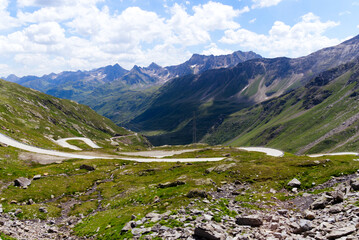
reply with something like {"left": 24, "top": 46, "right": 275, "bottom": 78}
{"left": 193, "top": 111, "right": 197, "bottom": 144}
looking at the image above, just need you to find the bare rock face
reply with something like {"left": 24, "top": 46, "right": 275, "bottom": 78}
{"left": 14, "top": 177, "right": 32, "bottom": 188}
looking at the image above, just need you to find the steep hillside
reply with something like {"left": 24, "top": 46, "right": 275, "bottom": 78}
{"left": 0, "top": 79, "right": 130, "bottom": 150}
{"left": 204, "top": 57, "right": 359, "bottom": 154}
{"left": 130, "top": 35, "right": 359, "bottom": 146}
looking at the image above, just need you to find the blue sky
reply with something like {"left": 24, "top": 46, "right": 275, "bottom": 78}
{"left": 0, "top": 0, "right": 358, "bottom": 77}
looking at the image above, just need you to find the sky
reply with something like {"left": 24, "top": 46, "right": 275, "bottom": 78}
{"left": 0, "top": 0, "right": 358, "bottom": 77}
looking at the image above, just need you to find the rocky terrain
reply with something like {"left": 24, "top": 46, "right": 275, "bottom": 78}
{"left": 3, "top": 168, "right": 359, "bottom": 240}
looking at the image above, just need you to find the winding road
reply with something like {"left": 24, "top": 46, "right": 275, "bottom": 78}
{"left": 3, "top": 131, "right": 356, "bottom": 163}
{"left": 54, "top": 137, "right": 102, "bottom": 150}
{"left": 0, "top": 132, "right": 224, "bottom": 162}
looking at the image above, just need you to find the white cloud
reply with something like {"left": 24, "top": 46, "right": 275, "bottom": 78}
{"left": 249, "top": 18, "right": 256, "bottom": 23}
{"left": 0, "top": 1, "right": 244, "bottom": 76}
{"left": 202, "top": 43, "right": 233, "bottom": 56}
{"left": 251, "top": 0, "right": 283, "bottom": 9}
{"left": 220, "top": 12, "right": 341, "bottom": 58}
{"left": 339, "top": 11, "right": 351, "bottom": 16}
{"left": 0, "top": 0, "right": 19, "bottom": 30}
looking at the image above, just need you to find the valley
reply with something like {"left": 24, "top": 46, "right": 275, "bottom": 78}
{"left": 1, "top": 24, "right": 359, "bottom": 240}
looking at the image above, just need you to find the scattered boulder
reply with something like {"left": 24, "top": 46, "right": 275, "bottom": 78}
{"left": 14, "top": 177, "right": 32, "bottom": 188}
{"left": 287, "top": 178, "right": 301, "bottom": 188}
{"left": 79, "top": 164, "right": 95, "bottom": 171}
{"left": 27, "top": 199, "right": 34, "bottom": 205}
{"left": 194, "top": 223, "right": 227, "bottom": 240}
{"left": 330, "top": 190, "right": 344, "bottom": 204}
{"left": 39, "top": 207, "right": 48, "bottom": 213}
{"left": 311, "top": 195, "right": 328, "bottom": 209}
{"left": 121, "top": 221, "right": 135, "bottom": 232}
{"left": 145, "top": 212, "right": 162, "bottom": 222}
{"left": 236, "top": 215, "right": 263, "bottom": 227}
{"left": 291, "top": 219, "right": 312, "bottom": 234}
{"left": 303, "top": 210, "right": 315, "bottom": 220}
{"left": 186, "top": 190, "right": 208, "bottom": 198}
{"left": 14, "top": 209, "right": 23, "bottom": 216}
{"left": 157, "top": 181, "right": 185, "bottom": 188}
{"left": 32, "top": 175, "right": 41, "bottom": 180}
{"left": 350, "top": 178, "right": 359, "bottom": 190}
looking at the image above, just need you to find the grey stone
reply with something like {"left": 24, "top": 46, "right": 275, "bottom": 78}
{"left": 331, "top": 190, "right": 344, "bottom": 204}
{"left": 303, "top": 210, "right": 315, "bottom": 220}
{"left": 121, "top": 221, "right": 134, "bottom": 232}
{"left": 236, "top": 215, "right": 263, "bottom": 227}
{"left": 311, "top": 195, "right": 328, "bottom": 209}
{"left": 327, "top": 225, "right": 356, "bottom": 239}
{"left": 14, "top": 209, "right": 23, "bottom": 216}
{"left": 157, "top": 180, "right": 185, "bottom": 188}
{"left": 14, "top": 177, "right": 32, "bottom": 188}
{"left": 32, "top": 175, "right": 41, "bottom": 180}
{"left": 329, "top": 205, "right": 343, "bottom": 214}
{"left": 288, "top": 178, "right": 301, "bottom": 187}
{"left": 350, "top": 178, "right": 359, "bottom": 191}
{"left": 39, "top": 207, "right": 48, "bottom": 213}
{"left": 194, "top": 223, "right": 226, "bottom": 240}
{"left": 145, "top": 212, "right": 162, "bottom": 222}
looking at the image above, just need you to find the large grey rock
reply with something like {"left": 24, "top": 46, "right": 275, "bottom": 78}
{"left": 157, "top": 181, "right": 185, "bottom": 188}
{"left": 236, "top": 215, "right": 263, "bottom": 227}
{"left": 327, "top": 225, "right": 356, "bottom": 239}
{"left": 311, "top": 195, "right": 328, "bottom": 209}
{"left": 32, "top": 175, "right": 41, "bottom": 180}
{"left": 14, "top": 177, "right": 31, "bottom": 188}
{"left": 350, "top": 178, "right": 359, "bottom": 190}
{"left": 330, "top": 190, "right": 344, "bottom": 204}
{"left": 145, "top": 212, "right": 162, "bottom": 222}
{"left": 291, "top": 219, "right": 312, "bottom": 234}
{"left": 303, "top": 210, "right": 315, "bottom": 220}
{"left": 287, "top": 178, "right": 301, "bottom": 188}
{"left": 194, "top": 223, "right": 227, "bottom": 240}
{"left": 121, "top": 221, "right": 135, "bottom": 232}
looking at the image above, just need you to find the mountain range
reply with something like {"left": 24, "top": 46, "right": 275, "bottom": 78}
{"left": 129, "top": 34, "right": 359, "bottom": 146}
{"left": 5, "top": 34, "right": 359, "bottom": 152}
{"left": 5, "top": 50, "right": 261, "bottom": 124}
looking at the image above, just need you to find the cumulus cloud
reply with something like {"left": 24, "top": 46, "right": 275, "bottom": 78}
{"left": 251, "top": 0, "right": 283, "bottom": 9}
{"left": 220, "top": 12, "right": 341, "bottom": 58}
{"left": 202, "top": 43, "right": 233, "bottom": 56}
{"left": 0, "top": 1, "right": 244, "bottom": 76}
{"left": 0, "top": 0, "right": 19, "bottom": 30}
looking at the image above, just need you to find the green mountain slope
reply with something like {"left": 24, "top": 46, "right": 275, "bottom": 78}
{"left": 0, "top": 79, "right": 131, "bottom": 150}
{"left": 204, "top": 57, "right": 359, "bottom": 154}
{"left": 129, "top": 35, "right": 359, "bottom": 146}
